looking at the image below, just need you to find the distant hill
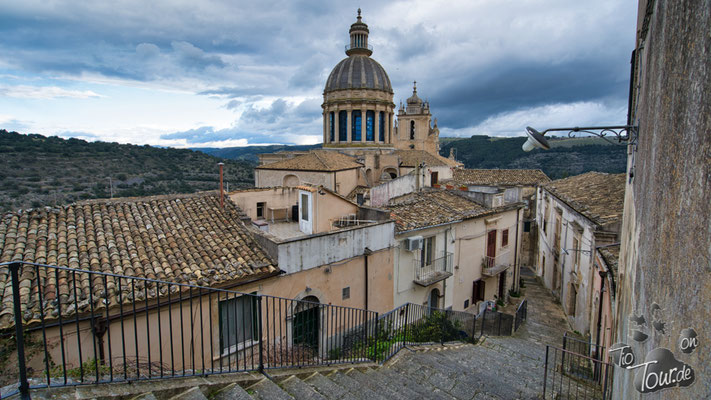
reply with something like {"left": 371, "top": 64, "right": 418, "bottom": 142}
{"left": 195, "top": 144, "right": 320, "bottom": 162}
{"left": 439, "top": 135, "right": 627, "bottom": 179}
{"left": 0, "top": 130, "right": 255, "bottom": 213}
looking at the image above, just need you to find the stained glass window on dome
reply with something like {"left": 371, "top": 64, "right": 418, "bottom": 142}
{"left": 352, "top": 110, "right": 362, "bottom": 141}
{"left": 366, "top": 110, "right": 374, "bottom": 141}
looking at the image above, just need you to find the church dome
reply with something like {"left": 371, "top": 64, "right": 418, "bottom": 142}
{"left": 324, "top": 56, "right": 392, "bottom": 93}
{"left": 323, "top": 9, "right": 392, "bottom": 94}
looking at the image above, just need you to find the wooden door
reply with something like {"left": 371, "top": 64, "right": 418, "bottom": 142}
{"left": 487, "top": 230, "right": 497, "bottom": 258}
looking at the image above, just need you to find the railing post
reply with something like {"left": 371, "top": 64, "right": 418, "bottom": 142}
{"left": 373, "top": 312, "right": 379, "bottom": 362}
{"left": 481, "top": 309, "right": 486, "bottom": 337}
{"left": 402, "top": 303, "right": 410, "bottom": 347}
{"left": 10, "top": 262, "right": 31, "bottom": 400}
{"left": 257, "top": 296, "right": 264, "bottom": 372}
{"left": 542, "top": 345, "right": 549, "bottom": 398}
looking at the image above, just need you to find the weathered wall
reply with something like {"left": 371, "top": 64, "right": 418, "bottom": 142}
{"left": 613, "top": 1, "right": 711, "bottom": 398}
{"left": 370, "top": 173, "right": 416, "bottom": 207}
{"left": 274, "top": 222, "right": 395, "bottom": 274}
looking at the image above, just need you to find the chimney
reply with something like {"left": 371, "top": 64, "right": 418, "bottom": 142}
{"left": 218, "top": 162, "right": 224, "bottom": 208}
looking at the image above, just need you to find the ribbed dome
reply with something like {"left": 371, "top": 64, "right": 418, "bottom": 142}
{"left": 324, "top": 55, "right": 393, "bottom": 93}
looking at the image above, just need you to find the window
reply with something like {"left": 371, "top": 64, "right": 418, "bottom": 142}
{"left": 338, "top": 111, "right": 348, "bottom": 141}
{"left": 573, "top": 237, "right": 581, "bottom": 269}
{"left": 410, "top": 120, "right": 415, "bottom": 140}
{"left": 420, "top": 236, "right": 434, "bottom": 267}
{"left": 219, "top": 294, "right": 257, "bottom": 353}
{"left": 430, "top": 171, "right": 438, "bottom": 186}
{"left": 523, "top": 221, "right": 531, "bottom": 232}
{"left": 329, "top": 112, "right": 335, "bottom": 142}
{"left": 366, "top": 110, "right": 375, "bottom": 141}
{"left": 256, "top": 202, "right": 266, "bottom": 219}
{"left": 464, "top": 299, "right": 470, "bottom": 309}
{"left": 379, "top": 111, "right": 385, "bottom": 142}
{"left": 352, "top": 110, "right": 362, "bottom": 141}
{"left": 502, "top": 229, "right": 509, "bottom": 247}
{"left": 356, "top": 193, "right": 364, "bottom": 205}
{"left": 301, "top": 193, "right": 309, "bottom": 221}
{"left": 342, "top": 287, "right": 350, "bottom": 300}
{"left": 472, "top": 280, "right": 486, "bottom": 302}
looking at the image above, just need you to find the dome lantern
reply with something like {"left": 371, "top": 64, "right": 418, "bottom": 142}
{"left": 346, "top": 9, "right": 373, "bottom": 56}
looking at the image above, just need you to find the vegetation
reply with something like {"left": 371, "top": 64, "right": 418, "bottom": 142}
{"left": 0, "top": 130, "right": 255, "bottom": 213}
{"left": 439, "top": 135, "right": 627, "bottom": 179}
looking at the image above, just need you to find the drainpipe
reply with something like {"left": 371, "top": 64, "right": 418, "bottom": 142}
{"left": 595, "top": 269, "right": 606, "bottom": 359}
{"left": 443, "top": 228, "right": 449, "bottom": 308}
{"left": 513, "top": 208, "right": 520, "bottom": 292}
{"left": 364, "top": 247, "right": 373, "bottom": 310}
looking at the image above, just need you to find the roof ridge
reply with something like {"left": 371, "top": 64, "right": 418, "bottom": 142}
{"left": 311, "top": 150, "right": 328, "bottom": 168}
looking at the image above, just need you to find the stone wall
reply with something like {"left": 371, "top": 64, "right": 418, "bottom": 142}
{"left": 613, "top": 1, "right": 711, "bottom": 398}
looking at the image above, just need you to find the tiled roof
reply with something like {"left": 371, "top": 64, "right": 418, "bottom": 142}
{"left": 542, "top": 172, "right": 626, "bottom": 226}
{"left": 394, "top": 150, "right": 460, "bottom": 168}
{"left": 387, "top": 190, "right": 500, "bottom": 233}
{"left": 0, "top": 192, "right": 277, "bottom": 329}
{"left": 452, "top": 169, "right": 550, "bottom": 186}
{"left": 255, "top": 150, "right": 362, "bottom": 171}
{"left": 346, "top": 185, "right": 371, "bottom": 202}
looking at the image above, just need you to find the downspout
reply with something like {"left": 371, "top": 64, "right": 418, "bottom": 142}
{"left": 333, "top": 171, "right": 336, "bottom": 192}
{"left": 513, "top": 208, "right": 520, "bottom": 292}
{"left": 595, "top": 269, "right": 606, "bottom": 359}
{"left": 364, "top": 247, "right": 373, "bottom": 310}
{"left": 443, "top": 228, "right": 449, "bottom": 308}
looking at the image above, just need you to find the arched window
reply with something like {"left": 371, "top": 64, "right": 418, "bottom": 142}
{"left": 379, "top": 111, "right": 385, "bottom": 142}
{"left": 352, "top": 110, "right": 362, "bottom": 141}
{"left": 410, "top": 120, "right": 415, "bottom": 140}
{"left": 329, "top": 112, "right": 335, "bottom": 142}
{"left": 366, "top": 110, "right": 375, "bottom": 141}
{"left": 339, "top": 111, "right": 347, "bottom": 141}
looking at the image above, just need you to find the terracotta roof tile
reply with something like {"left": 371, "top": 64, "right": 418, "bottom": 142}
{"left": 393, "top": 150, "right": 461, "bottom": 168}
{"left": 542, "top": 172, "right": 626, "bottom": 226}
{"left": 255, "top": 150, "right": 362, "bottom": 171}
{"left": 386, "top": 190, "right": 498, "bottom": 233}
{"left": 452, "top": 169, "right": 550, "bottom": 186}
{"left": 0, "top": 192, "right": 277, "bottom": 329}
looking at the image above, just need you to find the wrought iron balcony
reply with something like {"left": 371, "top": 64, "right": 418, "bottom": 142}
{"left": 482, "top": 251, "right": 512, "bottom": 276}
{"left": 414, "top": 253, "right": 453, "bottom": 286}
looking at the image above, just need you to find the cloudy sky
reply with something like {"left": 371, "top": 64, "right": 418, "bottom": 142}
{"left": 0, "top": 0, "right": 637, "bottom": 148}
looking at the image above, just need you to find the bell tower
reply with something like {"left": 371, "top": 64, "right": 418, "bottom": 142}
{"left": 395, "top": 82, "right": 440, "bottom": 153}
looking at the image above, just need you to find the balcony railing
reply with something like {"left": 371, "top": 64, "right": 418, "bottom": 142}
{"left": 414, "top": 253, "right": 453, "bottom": 286}
{"left": 482, "top": 250, "right": 512, "bottom": 276}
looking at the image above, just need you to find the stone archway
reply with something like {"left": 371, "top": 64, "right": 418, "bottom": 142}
{"left": 283, "top": 174, "right": 299, "bottom": 186}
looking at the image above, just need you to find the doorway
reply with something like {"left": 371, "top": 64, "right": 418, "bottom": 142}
{"left": 293, "top": 296, "right": 320, "bottom": 350}
{"left": 429, "top": 288, "right": 440, "bottom": 310}
{"left": 498, "top": 272, "right": 506, "bottom": 300}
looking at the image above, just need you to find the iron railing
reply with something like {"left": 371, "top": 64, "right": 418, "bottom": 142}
{"left": 414, "top": 253, "right": 453, "bottom": 286}
{"left": 482, "top": 250, "right": 512, "bottom": 276}
{"left": 0, "top": 261, "right": 529, "bottom": 399}
{"left": 0, "top": 262, "right": 377, "bottom": 399}
{"left": 514, "top": 299, "right": 528, "bottom": 332}
{"left": 542, "top": 345, "right": 613, "bottom": 399}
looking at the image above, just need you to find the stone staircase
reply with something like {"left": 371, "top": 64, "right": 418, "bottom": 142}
{"left": 30, "top": 340, "right": 545, "bottom": 400}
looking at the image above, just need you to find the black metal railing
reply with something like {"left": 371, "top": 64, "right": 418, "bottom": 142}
{"left": 0, "top": 262, "right": 377, "bottom": 398}
{"left": 414, "top": 253, "right": 453, "bottom": 285}
{"left": 514, "top": 299, "right": 528, "bottom": 331}
{"left": 542, "top": 345, "right": 613, "bottom": 399}
{"left": 0, "top": 261, "right": 530, "bottom": 398}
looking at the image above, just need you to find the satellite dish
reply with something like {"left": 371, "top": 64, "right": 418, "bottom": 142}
{"left": 522, "top": 126, "right": 551, "bottom": 152}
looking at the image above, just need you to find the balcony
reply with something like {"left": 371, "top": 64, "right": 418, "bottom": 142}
{"left": 414, "top": 252, "right": 453, "bottom": 286}
{"left": 482, "top": 250, "right": 513, "bottom": 276}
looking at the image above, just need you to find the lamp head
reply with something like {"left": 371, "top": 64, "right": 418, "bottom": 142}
{"left": 522, "top": 126, "right": 551, "bottom": 152}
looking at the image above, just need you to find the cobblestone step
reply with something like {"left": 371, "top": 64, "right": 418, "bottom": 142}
{"left": 325, "top": 370, "right": 388, "bottom": 400}
{"left": 376, "top": 366, "right": 455, "bottom": 400}
{"left": 279, "top": 375, "right": 327, "bottom": 400}
{"left": 345, "top": 368, "right": 414, "bottom": 400}
{"left": 211, "top": 383, "right": 253, "bottom": 400}
{"left": 247, "top": 378, "right": 294, "bottom": 400}
{"left": 168, "top": 387, "right": 207, "bottom": 400}
{"left": 302, "top": 372, "right": 351, "bottom": 400}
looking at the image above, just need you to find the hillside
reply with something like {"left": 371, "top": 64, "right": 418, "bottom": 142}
{"left": 439, "top": 135, "right": 627, "bottom": 179}
{"left": 0, "top": 130, "right": 255, "bottom": 213}
{"left": 196, "top": 144, "right": 320, "bottom": 162}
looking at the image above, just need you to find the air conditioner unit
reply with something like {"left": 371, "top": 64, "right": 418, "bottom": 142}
{"left": 405, "top": 236, "right": 423, "bottom": 251}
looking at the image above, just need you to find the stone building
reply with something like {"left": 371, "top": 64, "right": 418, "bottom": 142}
{"left": 386, "top": 189, "right": 523, "bottom": 313}
{"left": 535, "top": 172, "right": 625, "bottom": 335}
{"left": 612, "top": 1, "right": 710, "bottom": 398}
{"left": 257, "top": 10, "right": 461, "bottom": 196}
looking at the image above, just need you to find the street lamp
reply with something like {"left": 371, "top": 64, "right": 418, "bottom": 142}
{"left": 522, "top": 125, "right": 638, "bottom": 152}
